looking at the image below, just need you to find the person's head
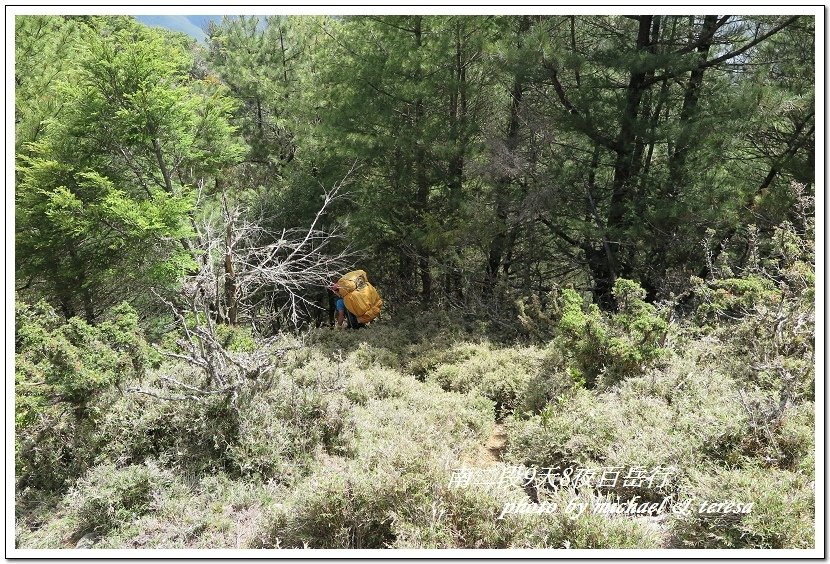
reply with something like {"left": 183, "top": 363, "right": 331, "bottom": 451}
{"left": 328, "top": 282, "right": 341, "bottom": 295}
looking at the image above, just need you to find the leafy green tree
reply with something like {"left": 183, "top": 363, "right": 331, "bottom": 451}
{"left": 301, "top": 16, "right": 505, "bottom": 303}
{"left": 16, "top": 18, "right": 243, "bottom": 320}
{"left": 15, "top": 16, "right": 80, "bottom": 154}
{"left": 206, "top": 16, "right": 327, "bottom": 173}
{"left": 491, "top": 15, "right": 811, "bottom": 307}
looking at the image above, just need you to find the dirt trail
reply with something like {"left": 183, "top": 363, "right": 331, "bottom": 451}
{"left": 459, "top": 422, "right": 673, "bottom": 547}
{"left": 462, "top": 423, "right": 507, "bottom": 467}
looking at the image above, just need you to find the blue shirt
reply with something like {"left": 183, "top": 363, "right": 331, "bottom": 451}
{"left": 336, "top": 298, "right": 345, "bottom": 312}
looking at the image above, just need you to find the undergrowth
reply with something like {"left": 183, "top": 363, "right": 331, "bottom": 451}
{"left": 15, "top": 242, "right": 815, "bottom": 550}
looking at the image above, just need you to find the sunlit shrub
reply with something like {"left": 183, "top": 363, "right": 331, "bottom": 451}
{"left": 516, "top": 487, "right": 665, "bottom": 549}
{"left": 516, "top": 345, "right": 578, "bottom": 415}
{"left": 214, "top": 323, "right": 257, "bottom": 353}
{"left": 692, "top": 275, "right": 782, "bottom": 321}
{"left": 65, "top": 462, "right": 172, "bottom": 536}
{"left": 672, "top": 465, "right": 814, "bottom": 548}
{"left": 506, "top": 353, "right": 762, "bottom": 503}
{"left": 517, "top": 280, "right": 667, "bottom": 388}
{"left": 504, "top": 388, "right": 617, "bottom": 471}
{"left": 256, "top": 363, "right": 495, "bottom": 548}
{"left": 16, "top": 300, "right": 146, "bottom": 415}
{"left": 426, "top": 343, "right": 545, "bottom": 417}
{"left": 774, "top": 401, "right": 814, "bottom": 476}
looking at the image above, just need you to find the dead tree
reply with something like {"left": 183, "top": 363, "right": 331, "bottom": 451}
{"left": 128, "top": 165, "right": 357, "bottom": 404}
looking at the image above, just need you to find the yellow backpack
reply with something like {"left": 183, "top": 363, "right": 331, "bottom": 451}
{"left": 336, "top": 270, "right": 383, "bottom": 324}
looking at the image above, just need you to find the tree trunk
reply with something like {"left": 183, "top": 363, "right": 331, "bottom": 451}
{"left": 413, "top": 16, "right": 432, "bottom": 304}
{"left": 595, "top": 15, "right": 653, "bottom": 307}
{"left": 606, "top": 16, "right": 653, "bottom": 236}
{"left": 447, "top": 20, "right": 467, "bottom": 211}
{"left": 151, "top": 136, "right": 174, "bottom": 195}
{"left": 224, "top": 214, "right": 239, "bottom": 325}
{"left": 485, "top": 16, "right": 529, "bottom": 296}
{"left": 666, "top": 15, "right": 719, "bottom": 198}
{"left": 68, "top": 246, "right": 94, "bottom": 322}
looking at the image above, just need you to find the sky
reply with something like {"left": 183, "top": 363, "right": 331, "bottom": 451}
{"left": 134, "top": 15, "right": 224, "bottom": 43}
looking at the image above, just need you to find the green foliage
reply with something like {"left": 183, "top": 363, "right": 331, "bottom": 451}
{"left": 214, "top": 324, "right": 257, "bottom": 353}
{"left": 519, "top": 487, "right": 665, "bottom": 549}
{"left": 516, "top": 290, "right": 561, "bottom": 342}
{"left": 15, "top": 16, "right": 81, "bottom": 153}
{"left": 504, "top": 388, "right": 618, "bottom": 471}
{"left": 555, "top": 288, "right": 609, "bottom": 386}
{"left": 692, "top": 275, "right": 782, "bottom": 321}
{"left": 15, "top": 16, "right": 242, "bottom": 319}
{"left": 15, "top": 298, "right": 147, "bottom": 491}
{"left": 15, "top": 299, "right": 145, "bottom": 416}
{"left": 602, "top": 279, "right": 669, "bottom": 386}
{"left": 775, "top": 402, "right": 814, "bottom": 476}
{"left": 692, "top": 220, "right": 814, "bottom": 405}
{"left": 14, "top": 13, "right": 815, "bottom": 551}
{"left": 207, "top": 15, "right": 322, "bottom": 170}
{"left": 227, "top": 365, "right": 356, "bottom": 479}
{"left": 520, "top": 280, "right": 668, "bottom": 388}
{"left": 672, "top": 465, "right": 814, "bottom": 548}
{"left": 426, "top": 342, "right": 545, "bottom": 417}
{"left": 255, "top": 348, "right": 497, "bottom": 549}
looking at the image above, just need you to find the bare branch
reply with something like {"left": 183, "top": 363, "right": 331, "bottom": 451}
{"left": 144, "top": 165, "right": 361, "bottom": 403}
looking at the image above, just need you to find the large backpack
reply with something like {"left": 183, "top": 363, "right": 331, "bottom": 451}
{"left": 336, "top": 270, "right": 383, "bottom": 324}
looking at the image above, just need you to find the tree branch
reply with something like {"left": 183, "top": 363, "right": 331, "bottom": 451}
{"left": 644, "top": 16, "right": 800, "bottom": 87}
{"left": 543, "top": 63, "right": 618, "bottom": 152}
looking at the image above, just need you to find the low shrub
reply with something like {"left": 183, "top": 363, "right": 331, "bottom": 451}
{"left": 691, "top": 275, "right": 782, "bottom": 322}
{"left": 349, "top": 341, "right": 402, "bottom": 370}
{"left": 96, "top": 472, "right": 283, "bottom": 549}
{"left": 16, "top": 300, "right": 146, "bottom": 417}
{"left": 689, "top": 219, "right": 814, "bottom": 405}
{"left": 108, "top": 357, "right": 356, "bottom": 481}
{"left": 650, "top": 363, "right": 748, "bottom": 467}
{"left": 65, "top": 462, "right": 172, "bottom": 536}
{"left": 258, "top": 458, "right": 404, "bottom": 548}
{"left": 774, "top": 401, "right": 814, "bottom": 475}
{"left": 15, "top": 299, "right": 147, "bottom": 491}
{"left": 226, "top": 391, "right": 347, "bottom": 481}
{"left": 514, "top": 344, "right": 582, "bottom": 415}
{"left": 426, "top": 343, "right": 545, "bottom": 417}
{"left": 602, "top": 279, "right": 669, "bottom": 387}
{"left": 671, "top": 465, "right": 814, "bottom": 548}
{"left": 504, "top": 388, "right": 617, "bottom": 471}
{"left": 344, "top": 367, "right": 405, "bottom": 405}
{"left": 214, "top": 324, "right": 258, "bottom": 353}
{"left": 516, "top": 487, "right": 666, "bottom": 549}
{"left": 257, "top": 448, "right": 665, "bottom": 549}
{"left": 255, "top": 363, "right": 496, "bottom": 548}
{"left": 92, "top": 368, "right": 242, "bottom": 477}
{"left": 505, "top": 354, "right": 765, "bottom": 504}
{"left": 517, "top": 279, "right": 668, "bottom": 388}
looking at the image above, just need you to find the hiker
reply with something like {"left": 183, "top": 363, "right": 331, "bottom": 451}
{"left": 329, "top": 270, "right": 383, "bottom": 330}
{"left": 330, "top": 283, "right": 363, "bottom": 329}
